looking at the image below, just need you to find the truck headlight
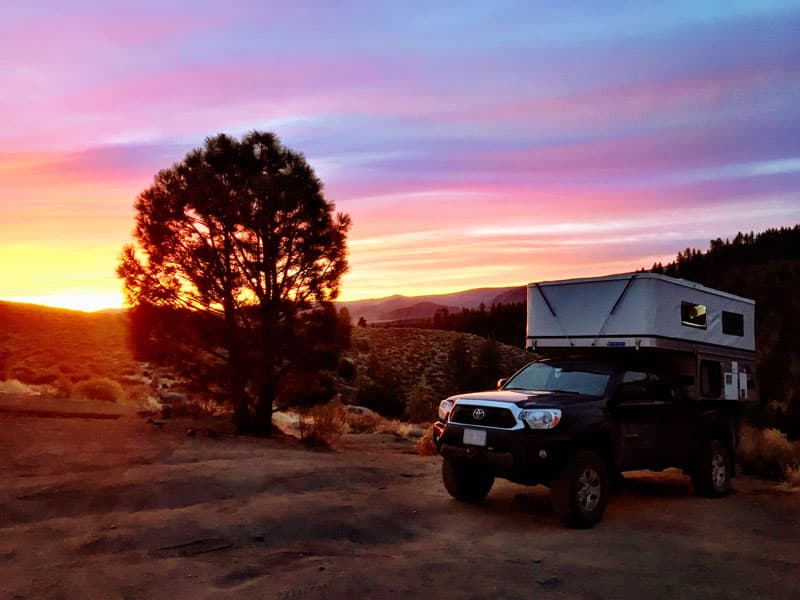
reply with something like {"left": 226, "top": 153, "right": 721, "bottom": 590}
{"left": 519, "top": 409, "right": 561, "bottom": 429}
{"left": 438, "top": 399, "right": 455, "bottom": 421}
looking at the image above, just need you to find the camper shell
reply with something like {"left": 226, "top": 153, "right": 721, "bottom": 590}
{"left": 526, "top": 273, "right": 756, "bottom": 403}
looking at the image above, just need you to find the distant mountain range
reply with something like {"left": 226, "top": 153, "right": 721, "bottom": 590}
{"left": 338, "top": 285, "right": 526, "bottom": 324}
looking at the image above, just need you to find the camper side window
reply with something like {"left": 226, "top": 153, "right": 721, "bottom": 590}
{"left": 681, "top": 302, "right": 707, "bottom": 329}
{"left": 700, "top": 360, "right": 722, "bottom": 398}
{"left": 722, "top": 311, "right": 744, "bottom": 336}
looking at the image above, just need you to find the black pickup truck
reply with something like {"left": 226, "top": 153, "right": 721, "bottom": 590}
{"left": 433, "top": 355, "right": 740, "bottom": 527}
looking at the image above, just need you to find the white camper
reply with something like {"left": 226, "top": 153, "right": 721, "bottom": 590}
{"left": 526, "top": 273, "right": 756, "bottom": 402}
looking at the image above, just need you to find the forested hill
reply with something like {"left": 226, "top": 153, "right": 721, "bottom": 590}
{"left": 650, "top": 225, "right": 800, "bottom": 435}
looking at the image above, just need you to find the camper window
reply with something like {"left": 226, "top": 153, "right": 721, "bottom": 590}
{"left": 700, "top": 360, "right": 722, "bottom": 398}
{"left": 681, "top": 302, "right": 707, "bottom": 329}
{"left": 722, "top": 311, "right": 744, "bottom": 336}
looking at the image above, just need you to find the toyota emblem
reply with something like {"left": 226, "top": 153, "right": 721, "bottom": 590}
{"left": 472, "top": 408, "right": 486, "bottom": 420}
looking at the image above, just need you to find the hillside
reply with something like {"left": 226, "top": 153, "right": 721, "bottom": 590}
{"left": 340, "top": 285, "right": 524, "bottom": 323}
{"left": 0, "top": 301, "right": 140, "bottom": 396}
{"left": 343, "top": 326, "right": 528, "bottom": 412}
{"left": 0, "top": 300, "right": 529, "bottom": 420}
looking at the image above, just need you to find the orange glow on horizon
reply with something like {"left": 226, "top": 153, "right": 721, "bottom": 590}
{"left": 1, "top": 292, "right": 124, "bottom": 313}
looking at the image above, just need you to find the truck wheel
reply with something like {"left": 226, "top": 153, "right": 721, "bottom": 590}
{"left": 692, "top": 440, "right": 731, "bottom": 497}
{"left": 551, "top": 450, "right": 609, "bottom": 528}
{"left": 442, "top": 459, "right": 494, "bottom": 502}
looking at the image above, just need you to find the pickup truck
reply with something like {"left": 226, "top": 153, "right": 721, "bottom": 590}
{"left": 433, "top": 355, "right": 740, "bottom": 527}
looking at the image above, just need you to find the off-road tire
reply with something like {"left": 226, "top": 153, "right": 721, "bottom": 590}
{"left": 551, "top": 449, "right": 609, "bottom": 528}
{"left": 692, "top": 440, "right": 732, "bottom": 497}
{"left": 442, "top": 459, "right": 494, "bottom": 502}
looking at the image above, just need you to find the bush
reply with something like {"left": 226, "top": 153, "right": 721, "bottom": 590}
{"left": 337, "top": 357, "right": 357, "bottom": 381}
{"left": 29, "top": 371, "right": 59, "bottom": 385}
{"left": 404, "top": 378, "right": 438, "bottom": 423}
{"left": 738, "top": 425, "right": 800, "bottom": 483}
{"left": 356, "top": 357, "right": 405, "bottom": 417}
{"left": 0, "top": 379, "right": 36, "bottom": 394}
{"left": 71, "top": 377, "right": 126, "bottom": 403}
{"left": 415, "top": 425, "right": 437, "bottom": 456}
{"left": 279, "top": 371, "right": 338, "bottom": 409}
{"left": 299, "top": 400, "right": 346, "bottom": 447}
{"left": 54, "top": 374, "right": 74, "bottom": 398}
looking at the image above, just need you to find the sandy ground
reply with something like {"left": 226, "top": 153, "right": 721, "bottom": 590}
{"left": 1, "top": 398, "right": 798, "bottom": 600}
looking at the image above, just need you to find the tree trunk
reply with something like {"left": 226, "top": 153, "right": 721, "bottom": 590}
{"left": 255, "top": 381, "right": 274, "bottom": 437}
{"left": 232, "top": 376, "right": 250, "bottom": 434}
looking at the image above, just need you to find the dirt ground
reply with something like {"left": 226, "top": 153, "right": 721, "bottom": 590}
{"left": 1, "top": 398, "right": 798, "bottom": 599}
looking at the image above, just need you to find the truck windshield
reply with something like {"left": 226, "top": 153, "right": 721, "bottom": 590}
{"left": 504, "top": 362, "right": 609, "bottom": 397}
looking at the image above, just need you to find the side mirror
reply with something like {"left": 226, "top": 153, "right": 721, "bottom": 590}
{"left": 497, "top": 378, "right": 507, "bottom": 389}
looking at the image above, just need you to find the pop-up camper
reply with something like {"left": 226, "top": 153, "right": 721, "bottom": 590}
{"left": 434, "top": 272, "right": 755, "bottom": 527}
{"left": 526, "top": 273, "right": 756, "bottom": 402}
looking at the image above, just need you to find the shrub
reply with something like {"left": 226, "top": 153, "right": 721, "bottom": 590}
{"left": 0, "top": 379, "right": 36, "bottom": 394}
{"left": 126, "top": 384, "right": 158, "bottom": 406}
{"left": 70, "top": 372, "right": 92, "bottom": 384}
{"left": 279, "top": 371, "right": 338, "bottom": 409}
{"left": 415, "top": 425, "right": 437, "bottom": 456}
{"left": 337, "top": 357, "right": 357, "bottom": 381}
{"left": 738, "top": 425, "right": 800, "bottom": 483}
{"left": 404, "top": 378, "right": 438, "bottom": 423}
{"left": 29, "top": 371, "right": 59, "bottom": 385}
{"left": 299, "top": 400, "right": 346, "bottom": 447}
{"left": 54, "top": 374, "right": 74, "bottom": 398}
{"left": 71, "top": 377, "right": 126, "bottom": 403}
{"left": 356, "top": 356, "right": 405, "bottom": 417}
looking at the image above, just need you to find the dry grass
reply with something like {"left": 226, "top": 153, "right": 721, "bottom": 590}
{"left": 275, "top": 401, "right": 428, "bottom": 448}
{"left": 338, "top": 404, "right": 424, "bottom": 438}
{"left": 738, "top": 425, "right": 800, "bottom": 485}
{"left": 296, "top": 400, "right": 347, "bottom": 447}
{"left": 415, "top": 425, "right": 437, "bottom": 456}
{"left": 0, "top": 379, "right": 37, "bottom": 395}
{"left": 0, "top": 301, "right": 142, "bottom": 401}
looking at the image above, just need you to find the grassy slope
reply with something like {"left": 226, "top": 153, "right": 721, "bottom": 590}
{"left": 347, "top": 326, "right": 529, "bottom": 403}
{"left": 0, "top": 301, "right": 139, "bottom": 394}
{"left": 0, "top": 301, "right": 529, "bottom": 410}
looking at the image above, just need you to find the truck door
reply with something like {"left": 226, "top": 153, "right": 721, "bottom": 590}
{"left": 610, "top": 371, "right": 668, "bottom": 470}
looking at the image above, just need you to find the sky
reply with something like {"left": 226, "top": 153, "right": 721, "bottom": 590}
{"left": 1, "top": 1, "right": 799, "bottom": 311}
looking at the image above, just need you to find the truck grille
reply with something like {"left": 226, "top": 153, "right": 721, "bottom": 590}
{"left": 450, "top": 405, "right": 517, "bottom": 428}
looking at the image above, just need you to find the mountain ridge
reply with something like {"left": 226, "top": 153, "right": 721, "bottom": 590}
{"left": 339, "top": 285, "right": 526, "bottom": 324}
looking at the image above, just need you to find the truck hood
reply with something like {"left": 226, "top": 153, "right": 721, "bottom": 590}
{"left": 450, "top": 390, "right": 593, "bottom": 407}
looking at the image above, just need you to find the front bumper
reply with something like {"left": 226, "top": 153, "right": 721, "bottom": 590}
{"left": 434, "top": 420, "right": 571, "bottom": 485}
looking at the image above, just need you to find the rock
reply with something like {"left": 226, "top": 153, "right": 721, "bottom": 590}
{"left": 160, "top": 392, "right": 187, "bottom": 403}
{"left": 343, "top": 405, "right": 376, "bottom": 417}
{"left": 406, "top": 426, "right": 426, "bottom": 438}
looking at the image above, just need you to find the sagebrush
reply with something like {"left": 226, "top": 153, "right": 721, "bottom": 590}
{"left": 71, "top": 377, "right": 126, "bottom": 403}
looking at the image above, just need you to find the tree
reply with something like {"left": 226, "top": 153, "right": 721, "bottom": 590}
{"left": 447, "top": 336, "right": 472, "bottom": 393}
{"left": 118, "top": 131, "right": 351, "bottom": 434}
{"left": 405, "top": 376, "right": 438, "bottom": 423}
{"left": 470, "top": 337, "right": 501, "bottom": 390}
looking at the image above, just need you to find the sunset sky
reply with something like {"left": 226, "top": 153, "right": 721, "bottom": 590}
{"left": 2, "top": 1, "right": 800, "bottom": 311}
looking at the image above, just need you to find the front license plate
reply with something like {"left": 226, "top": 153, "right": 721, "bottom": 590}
{"left": 463, "top": 428, "right": 487, "bottom": 447}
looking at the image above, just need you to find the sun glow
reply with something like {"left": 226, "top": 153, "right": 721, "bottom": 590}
{"left": 1, "top": 292, "right": 124, "bottom": 313}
